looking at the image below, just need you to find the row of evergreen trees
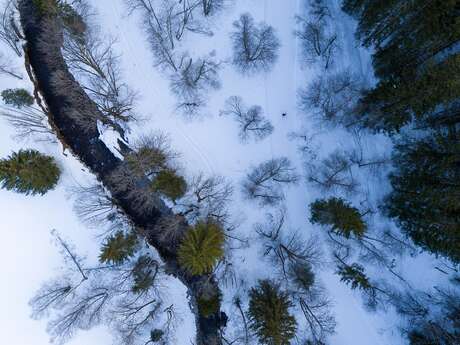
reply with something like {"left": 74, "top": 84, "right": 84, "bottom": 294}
{"left": 339, "top": 1, "right": 460, "bottom": 344}
{"left": 341, "top": 0, "right": 460, "bottom": 265}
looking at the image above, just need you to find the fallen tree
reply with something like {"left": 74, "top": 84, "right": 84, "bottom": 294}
{"left": 18, "top": 0, "right": 226, "bottom": 344}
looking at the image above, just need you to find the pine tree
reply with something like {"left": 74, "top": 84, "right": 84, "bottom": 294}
{"left": 177, "top": 220, "right": 225, "bottom": 275}
{"left": 309, "top": 197, "right": 367, "bottom": 238}
{"left": 386, "top": 133, "right": 460, "bottom": 263}
{"left": 151, "top": 169, "right": 187, "bottom": 202}
{"left": 99, "top": 231, "right": 138, "bottom": 265}
{"left": 0, "top": 149, "right": 60, "bottom": 195}
{"left": 247, "top": 280, "right": 297, "bottom": 345}
{"left": 342, "top": 0, "right": 460, "bottom": 133}
{"left": 1, "top": 88, "right": 34, "bottom": 108}
{"left": 336, "top": 263, "right": 372, "bottom": 291}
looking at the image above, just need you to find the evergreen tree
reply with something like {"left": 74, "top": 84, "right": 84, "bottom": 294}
{"left": 177, "top": 220, "right": 225, "bottom": 275}
{"left": 1, "top": 88, "right": 34, "bottom": 108}
{"left": 247, "top": 280, "right": 297, "bottom": 345}
{"left": 99, "top": 231, "right": 138, "bottom": 265}
{"left": 356, "top": 53, "right": 460, "bottom": 132}
{"left": 309, "top": 197, "right": 367, "bottom": 238}
{"left": 342, "top": 0, "right": 460, "bottom": 133}
{"left": 337, "top": 263, "right": 372, "bottom": 291}
{"left": 386, "top": 133, "right": 460, "bottom": 263}
{"left": 0, "top": 149, "right": 60, "bottom": 195}
{"left": 151, "top": 169, "right": 187, "bottom": 202}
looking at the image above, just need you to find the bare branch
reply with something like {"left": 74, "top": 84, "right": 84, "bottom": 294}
{"left": 220, "top": 96, "right": 273, "bottom": 142}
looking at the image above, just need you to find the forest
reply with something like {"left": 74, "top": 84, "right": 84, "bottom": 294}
{"left": 0, "top": 0, "right": 458, "bottom": 345}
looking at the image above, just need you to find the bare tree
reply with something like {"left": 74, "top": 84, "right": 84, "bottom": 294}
{"left": 255, "top": 210, "right": 335, "bottom": 342}
{"left": 293, "top": 282, "right": 336, "bottom": 344}
{"left": 307, "top": 150, "right": 357, "bottom": 194}
{"left": 0, "top": 0, "right": 22, "bottom": 56}
{"left": 109, "top": 132, "right": 180, "bottom": 213}
{"left": 201, "top": 0, "right": 225, "bottom": 16}
{"left": 0, "top": 105, "right": 54, "bottom": 141}
{"left": 255, "top": 209, "right": 324, "bottom": 279}
{"left": 63, "top": 25, "right": 137, "bottom": 136}
{"left": 231, "top": 13, "right": 280, "bottom": 74}
{"left": 70, "top": 182, "right": 130, "bottom": 232}
{"left": 295, "top": 16, "right": 338, "bottom": 69}
{"left": 220, "top": 96, "right": 273, "bottom": 142}
{"left": 170, "top": 53, "right": 221, "bottom": 115}
{"left": 126, "top": 0, "right": 211, "bottom": 71}
{"left": 0, "top": 52, "right": 22, "bottom": 79}
{"left": 298, "top": 71, "right": 364, "bottom": 128}
{"left": 30, "top": 230, "right": 166, "bottom": 345}
{"left": 308, "top": 0, "right": 331, "bottom": 23}
{"left": 126, "top": 0, "right": 222, "bottom": 117}
{"left": 175, "top": 173, "right": 233, "bottom": 224}
{"left": 242, "top": 157, "right": 298, "bottom": 206}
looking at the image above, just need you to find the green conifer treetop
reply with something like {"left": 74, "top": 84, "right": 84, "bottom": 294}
{"left": 1, "top": 88, "right": 34, "bottom": 108}
{"left": 386, "top": 133, "right": 460, "bottom": 263}
{"left": 150, "top": 169, "right": 187, "bottom": 202}
{"left": 337, "top": 263, "right": 372, "bottom": 291}
{"left": 247, "top": 280, "right": 297, "bottom": 345}
{"left": 99, "top": 231, "right": 138, "bottom": 265}
{"left": 0, "top": 149, "right": 60, "bottom": 195}
{"left": 309, "top": 197, "right": 367, "bottom": 238}
{"left": 177, "top": 220, "right": 225, "bottom": 275}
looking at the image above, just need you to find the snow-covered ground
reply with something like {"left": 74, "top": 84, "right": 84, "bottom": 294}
{"left": 0, "top": 0, "right": 449, "bottom": 344}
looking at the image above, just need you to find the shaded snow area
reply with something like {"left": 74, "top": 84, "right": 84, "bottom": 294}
{"left": 0, "top": 0, "right": 453, "bottom": 345}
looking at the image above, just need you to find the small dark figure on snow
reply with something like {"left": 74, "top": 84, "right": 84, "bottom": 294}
{"left": 282, "top": 113, "right": 287, "bottom": 117}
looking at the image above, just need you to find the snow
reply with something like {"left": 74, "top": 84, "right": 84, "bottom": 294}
{"left": 0, "top": 0, "right": 450, "bottom": 344}
{"left": 97, "top": 120, "right": 125, "bottom": 160}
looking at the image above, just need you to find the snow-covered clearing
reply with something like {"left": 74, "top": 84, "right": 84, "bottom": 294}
{"left": 0, "top": 0, "right": 450, "bottom": 344}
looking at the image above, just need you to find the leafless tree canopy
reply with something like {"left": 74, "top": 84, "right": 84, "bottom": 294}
{"left": 295, "top": 16, "right": 338, "bottom": 69}
{"left": 201, "top": 0, "right": 225, "bottom": 16}
{"left": 125, "top": 0, "right": 223, "bottom": 117}
{"left": 255, "top": 209, "right": 335, "bottom": 342}
{"left": 175, "top": 173, "right": 234, "bottom": 224}
{"left": 242, "top": 157, "right": 298, "bottom": 206}
{"left": 255, "top": 209, "right": 324, "bottom": 279}
{"left": 0, "top": 51, "right": 22, "bottom": 79}
{"left": 309, "top": 0, "right": 331, "bottom": 22}
{"left": 220, "top": 96, "right": 273, "bottom": 142}
{"left": 62, "top": 20, "right": 137, "bottom": 137}
{"left": 0, "top": 0, "right": 22, "bottom": 56}
{"left": 299, "top": 71, "right": 364, "bottom": 128}
{"left": 170, "top": 53, "right": 221, "bottom": 117}
{"left": 0, "top": 105, "right": 54, "bottom": 141}
{"left": 70, "top": 182, "right": 131, "bottom": 233}
{"left": 109, "top": 132, "right": 180, "bottom": 213}
{"left": 307, "top": 150, "right": 358, "bottom": 194}
{"left": 231, "top": 13, "right": 280, "bottom": 74}
{"left": 30, "top": 231, "right": 170, "bottom": 345}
